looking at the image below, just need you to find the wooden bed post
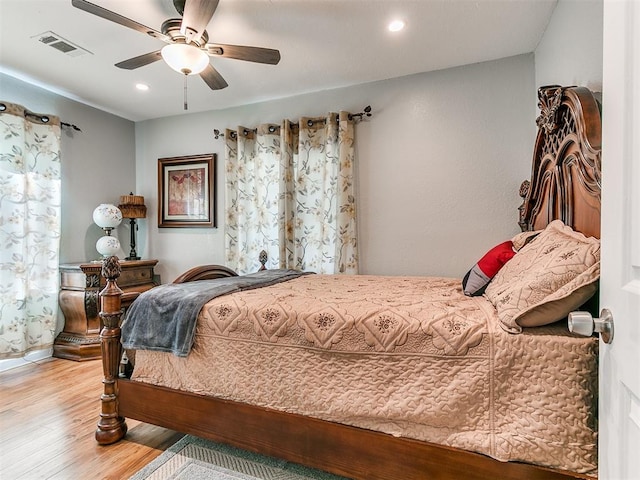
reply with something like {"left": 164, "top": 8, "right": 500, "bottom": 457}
{"left": 259, "top": 250, "right": 268, "bottom": 270}
{"left": 95, "top": 256, "right": 128, "bottom": 445}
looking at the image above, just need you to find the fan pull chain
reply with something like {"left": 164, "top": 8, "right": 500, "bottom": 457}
{"left": 183, "top": 74, "right": 188, "bottom": 110}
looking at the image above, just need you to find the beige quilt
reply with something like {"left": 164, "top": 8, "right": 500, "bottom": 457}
{"left": 131, "top": 274, "right": 598, "bottom": 474}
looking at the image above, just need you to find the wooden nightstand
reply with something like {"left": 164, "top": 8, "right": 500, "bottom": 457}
{"left": 53, "top": 259, "right": 159, "bottom": 361}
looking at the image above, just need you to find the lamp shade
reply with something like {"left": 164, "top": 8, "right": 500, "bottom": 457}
{"left": 118, "top": 194, "right": 147, "bottom": 219}
{"left": 161, "top": 43, "right": 209, "bottom": 75}
{"left": 93, "top": 204, "right": 122, "bottom": 229}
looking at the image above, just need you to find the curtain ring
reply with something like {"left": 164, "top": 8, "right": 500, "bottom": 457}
{"left": 307, "top": 119, "right": 314, "bottom": 127}
{"left": 268, "top": 125, "right": 276, "bottom": 133}
{"left": 0, "top": 103, "right": 6, "bottom": 112}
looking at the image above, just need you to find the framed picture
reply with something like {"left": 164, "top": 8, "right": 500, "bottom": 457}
{"left": 158, "top": 154, "right": 216, "bottom": 228}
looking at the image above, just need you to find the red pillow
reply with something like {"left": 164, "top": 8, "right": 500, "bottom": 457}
{"left": 462, "top": 241, "right": 516, "bottom": 296}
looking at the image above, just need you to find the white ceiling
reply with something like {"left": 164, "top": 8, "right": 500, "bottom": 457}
{"left": 0, "top": 0, "right": 557, "bottom": 122}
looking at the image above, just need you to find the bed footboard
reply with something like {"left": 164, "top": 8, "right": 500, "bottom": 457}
{"left": 173, "top": 264, "right": 238, "bottom": 283}
{"left": 95, "top": 257, "right": 242, "bottom": 444}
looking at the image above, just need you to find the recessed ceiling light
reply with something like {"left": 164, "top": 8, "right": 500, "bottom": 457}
{"left": 388, "top": 20, "right": 406, "bottom": 32}
{"left": 136, "top": 83, "right": 149, "bottom": 91}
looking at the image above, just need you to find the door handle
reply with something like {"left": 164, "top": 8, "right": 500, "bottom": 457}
{"left": 568, "top": 308, "right": 614, "bottom": 344}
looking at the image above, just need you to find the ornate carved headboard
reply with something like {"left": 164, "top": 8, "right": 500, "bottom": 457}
{"left": 519, "top": 85, "right": 602, "bottom": 238}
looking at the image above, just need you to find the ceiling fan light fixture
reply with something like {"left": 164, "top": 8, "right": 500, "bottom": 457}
{"left": 161, "top": 43, "right": 209, "bottom": 75}
{"left": 388, "top": 19, "right": 406, "bottom": 32}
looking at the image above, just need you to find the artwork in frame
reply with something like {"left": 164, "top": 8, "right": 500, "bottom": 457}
{"left": 158, "top": 154, "right": 216, "bottom": 228}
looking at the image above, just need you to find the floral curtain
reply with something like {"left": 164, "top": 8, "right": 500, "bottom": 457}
{"left": 225, "top": 111, "right": 358, "bottom": 275}
{"left": 0, "top": 102, "right": 61, "bottom": 359}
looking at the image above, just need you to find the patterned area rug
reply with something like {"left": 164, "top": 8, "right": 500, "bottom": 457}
{"left": 129, "top": 435, "right": 350, "bottom": 480}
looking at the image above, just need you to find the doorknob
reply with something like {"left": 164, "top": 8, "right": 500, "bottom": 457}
{"left": 568, "top": 308, "right": 614, "bottom": 344}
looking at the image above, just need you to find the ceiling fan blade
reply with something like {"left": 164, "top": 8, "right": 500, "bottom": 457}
{"left": 115, "top": 51, "right": 163, "bottom": 70}
{"left": 200, "top": 64, "right": 228, "bottom": 90}
{"left": 181, "top": 0, "right": 220, "bottom": 44}
{"left": 205, "top": 44, "right": 281, "bottom": 65}
{"left": 71, "top": 0, "right": 171, "bottom": 43}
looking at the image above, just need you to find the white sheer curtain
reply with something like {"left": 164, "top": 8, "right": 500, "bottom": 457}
{"left": 225, "top": 111, "right": 358, "bottom": 275}
{"left": 0, "top": 102, "right": 61, "bottom": 359}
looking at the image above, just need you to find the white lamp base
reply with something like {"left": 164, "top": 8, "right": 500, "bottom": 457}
{"left": 96, "top": 235, "right": 120, "bottom": 257}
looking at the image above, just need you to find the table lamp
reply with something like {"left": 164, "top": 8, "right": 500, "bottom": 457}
{"left": 118, "top": 193, "right": 147, "bottom": 260}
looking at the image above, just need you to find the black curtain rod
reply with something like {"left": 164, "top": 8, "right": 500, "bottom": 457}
{"left": 61, "top": 121, "right": 82, "bottom": 132}
{"left": 0, "top": 103, "right": 82, "bottom": 132}
{"left": 213, "top": 106, "right": 372, "bottom": 140}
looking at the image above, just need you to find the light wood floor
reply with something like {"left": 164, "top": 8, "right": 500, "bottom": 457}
{"left": 0, "top": 357, "right": 183, "bottom": 479}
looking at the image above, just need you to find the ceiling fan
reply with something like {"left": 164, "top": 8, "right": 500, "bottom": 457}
{"left": 71, "top": 0, "right": 281, "bottom": 94}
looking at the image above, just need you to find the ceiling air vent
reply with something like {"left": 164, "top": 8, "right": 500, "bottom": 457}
{"left": 32, "top": 31, "right": 92, "bottom": 58}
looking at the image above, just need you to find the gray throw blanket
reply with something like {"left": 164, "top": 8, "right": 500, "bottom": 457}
{"left": 121, "top": 269, "right": 310, "bottom": 357}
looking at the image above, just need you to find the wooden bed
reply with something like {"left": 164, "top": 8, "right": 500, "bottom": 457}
{"left": 95, "top": 85, "right": 601, "bottom": 480}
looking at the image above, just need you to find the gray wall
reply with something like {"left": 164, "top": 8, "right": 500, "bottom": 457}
{"left": 136, "top": 54, "right": 536, "bottom": 283}
{"left": 535, "top": 0, "right": 603, "bottom": 92}
{"left": 0, "top": 73, "right": 137, "bottom": 264}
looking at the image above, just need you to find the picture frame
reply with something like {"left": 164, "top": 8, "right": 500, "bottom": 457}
{"left": 158, "top": 154, "right": 216, "bottom": 228}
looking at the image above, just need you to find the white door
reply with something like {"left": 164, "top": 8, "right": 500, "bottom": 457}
{"left": 600, "top": 1, "right": 640, "bottom": 479}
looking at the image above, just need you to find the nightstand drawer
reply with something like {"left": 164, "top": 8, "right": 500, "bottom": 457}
{"left": 119, "top": 267, "right": 153, "bottom": 286}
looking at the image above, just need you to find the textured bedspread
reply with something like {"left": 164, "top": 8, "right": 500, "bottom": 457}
{"left": 130, "top": 274, "right": 598, "bottom": 474}
{"left": 122, "top": 269, "right": 309, "bottom": 356}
